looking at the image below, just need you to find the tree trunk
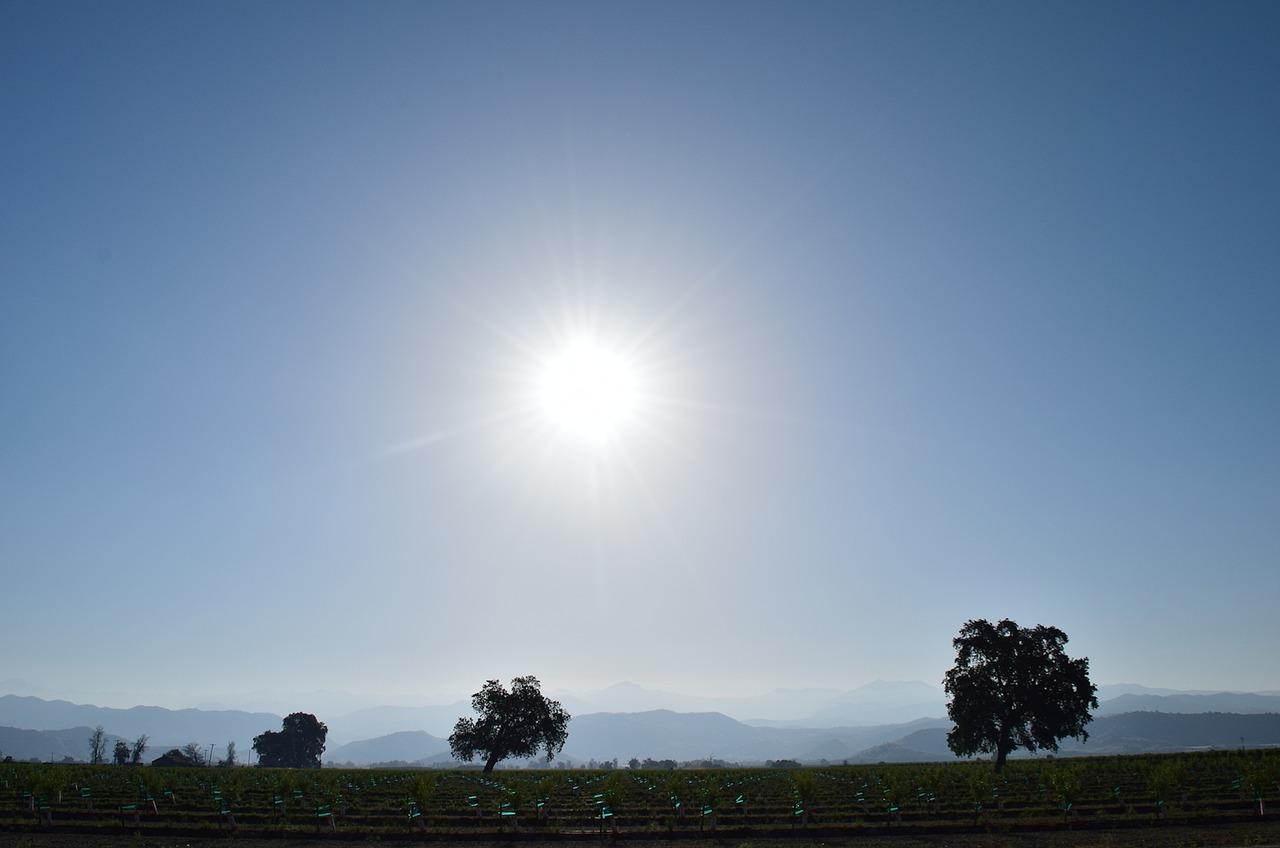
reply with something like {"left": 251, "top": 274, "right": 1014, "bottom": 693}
{"left": 994, "top": 740, "right": 1011, "bottom": 772}
{"left": 484, "top": 752, "right": 500, "bottom": 774}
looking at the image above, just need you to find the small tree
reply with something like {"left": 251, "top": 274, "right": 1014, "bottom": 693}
{"left": 222, "top": 741, "right": 237, "bottom": 767}
{"left": 944, "top": 618, "right": 1097, "bottom": 771}
{"left": 449, "top": 676, "right": 570, "bottom": 774}
{"left": 131, "top": 735, "right": 149, "bottom": 765}
{"left": 89, "top": 726, "right": 107, "bottom": 765}
{"left": 181, "top": 742, "right": 207, "bottom": 766}
{"left": 113, "top": 740, "right": 131, "bottom": 765}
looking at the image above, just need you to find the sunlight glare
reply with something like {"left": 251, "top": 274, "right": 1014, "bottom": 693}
{"left": 537, "top": 340, "right": 640, "bottom": 443}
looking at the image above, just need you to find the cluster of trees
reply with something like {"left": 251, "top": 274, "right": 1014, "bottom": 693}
{"left": 88, "top": 727, "right": 149, "bottom": 766}
{"left": 252, "top": 712, "right": 327, "bottom": 768}
{"left": 87, "top": 725, "right": 240, "bottom": 768}
{"left": 82, "top": 713, "right": 326, "bottom": 769}
{"left": 629, "top": 757, "right": 679, "bottom": 770}
{"left": 75, "top": 619, "right": 1094, "bottom": 774}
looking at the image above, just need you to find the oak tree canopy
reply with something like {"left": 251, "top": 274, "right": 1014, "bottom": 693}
{"left": 944, "top": 618, "right": 1097, "bottom": 771}
{"left": 449, "top": 676, "right": 570, "bottom": 773}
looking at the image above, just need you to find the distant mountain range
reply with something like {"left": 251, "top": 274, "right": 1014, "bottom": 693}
{"left": 552, "top": 680, "right": 950, "bottom": 729}
{"left": 1094, "top": 691, "right": 1280, "bottom": 716}
{"left": 0, "top": 694, "right": 281, "bottom": 762}
{"left": 3, "top": 684, "right": 1278, "bottom": 767}
{"left": 555, "top": 711, "right": 954, "bottom": 765}
{"left": 327, "top": 730, "right": 452, "bottom": 766}
{"left": 0, "top": 725, "right": 128, "bottom": 763}
{"left": 554, "top": 681, "right": 1280, "bottom": 730}
{"left": 325, "top": 710, "right": 1280, "bottom": 766}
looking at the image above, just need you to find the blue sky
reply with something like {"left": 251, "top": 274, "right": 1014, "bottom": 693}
{"left": 3, "top": 1, "right": 1278, "bottom": 713}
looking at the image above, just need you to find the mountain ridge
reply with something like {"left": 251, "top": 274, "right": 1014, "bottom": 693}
{"left": 5, "top": 686, "right": 1280, "bottom": 766}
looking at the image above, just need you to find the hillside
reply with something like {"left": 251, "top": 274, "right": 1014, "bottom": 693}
{"left": 326, "top": 730, "right": 452, "bottom": 766}
{"left": 0, "top": 725, "right": 129, "bottom": 763}
{"left": 0, "top": 694, "right": 279, "bottom": 757}
{"left": 1060, "top": 711, "right": 1280, "bottom": 753}
{"left": 559, "top": 709, "right": 1280, "bottom": 765}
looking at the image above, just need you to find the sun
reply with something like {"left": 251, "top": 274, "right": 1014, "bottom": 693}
{"left": 536, "top": 340, "right": 640, "bottom": 443}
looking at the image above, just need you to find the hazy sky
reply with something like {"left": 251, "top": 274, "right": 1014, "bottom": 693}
{"left": 3, "top": 1, "right": 1278, "bottom": 713}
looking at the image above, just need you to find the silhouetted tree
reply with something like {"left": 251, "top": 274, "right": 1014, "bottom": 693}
{"left": 253, "top": 712, "right": 327, "bottom": 768}
{"left": 113, "top": 740, "right": 130, "bottom": 765}
{"left": 88, "top": 726, "right": 107, "bottom": 765}
{"left": 640, "top": 758, "right": 677, "bottom": 770}
{"left": 944, "top": 618, "right": 1098, "bottom": 771}
{"left": 181, "top": 742, "right": 207, "bottom": 766}
{"left": 131, "top": 735, "right": 148, "bottom": 765}
{"left": 449, "top": 676, "right": 570, "bottom": 774}
{"left": 221, "top": 740, "right": 236, "bottom": 767}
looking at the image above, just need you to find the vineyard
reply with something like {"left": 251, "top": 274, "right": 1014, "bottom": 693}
{"left": 1, "top": 749, "right": 1277, "bottom": 841}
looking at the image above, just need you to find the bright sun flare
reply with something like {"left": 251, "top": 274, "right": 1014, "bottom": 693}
{"left": 537, "top": 340, "right": 639, "bottom": 442}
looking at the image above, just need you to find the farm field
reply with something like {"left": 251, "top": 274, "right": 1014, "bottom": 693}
{"left": 6, "top": 825, "right": 1280, "bottom": 848}
{"left": 1, "top": 749, "right": 1277, "bottom": 846}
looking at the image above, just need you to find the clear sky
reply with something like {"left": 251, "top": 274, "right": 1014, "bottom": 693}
{"left": 3, "top": 1, "right": 1278, "bottom": 714}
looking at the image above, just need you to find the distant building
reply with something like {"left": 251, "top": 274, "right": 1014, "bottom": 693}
{"left": 151, "top": 749, "right": 200, "bottom": 767}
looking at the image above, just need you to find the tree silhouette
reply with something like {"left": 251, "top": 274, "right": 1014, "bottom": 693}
{"left": 253, "top": 712, "right": 327, "bottom": 768}
{"left": 449, "top": 676, "right": 569, "bottom": 773}
{"left": 130, "top": 735, "right": 148, "bottom": 765}
{"left": 944, "top": 618, "right": 1097, "bottom": 771}
{"left": 181, "top": 742, "right": 207, "bottom": 766}
{"left": 88, "top": 726, "right": 107, "bottom": 765}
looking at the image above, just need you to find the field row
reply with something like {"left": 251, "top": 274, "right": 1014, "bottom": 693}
{"left": 1, "top": 749, "right": 1276, "bottom": 837}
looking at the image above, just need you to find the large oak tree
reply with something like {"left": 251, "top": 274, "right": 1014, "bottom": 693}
{"left": 449, "top": 676, "right": 569, "bottom": 773}
{"left": 252, "top": 712, "right": 327, "bottom": 768}
{"left": 944, "top": 618, "right": 1097, "bottom": 771}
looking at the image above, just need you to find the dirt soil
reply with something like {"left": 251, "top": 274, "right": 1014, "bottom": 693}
{"left": 3, "top": 819, "right": 1280, "bottom": 848}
